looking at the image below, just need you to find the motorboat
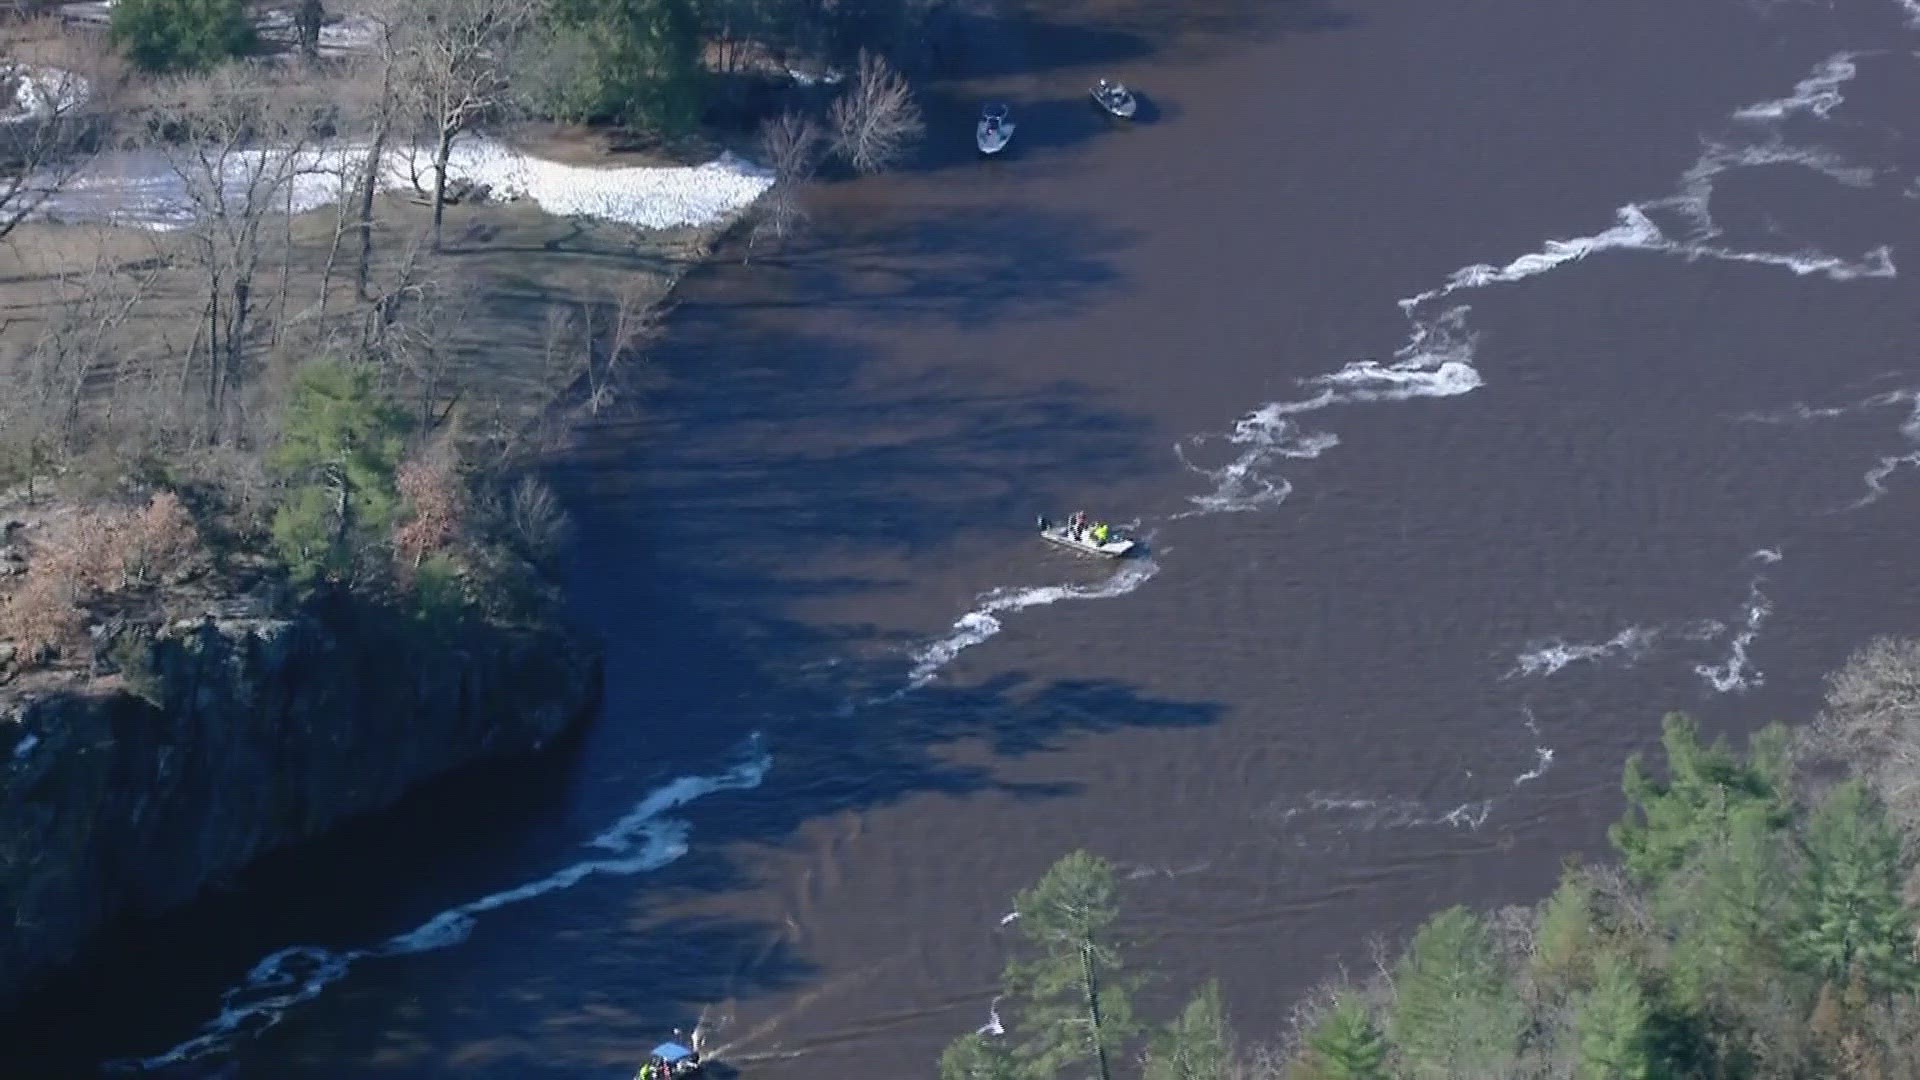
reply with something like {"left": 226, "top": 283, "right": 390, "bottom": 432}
{"left": 634, "top": 1042, "right": 703, "bottom": 1079}
{"left": 1037, "top": 515, "right": 1136, "bottom": 558}
{"left": 1091, "top": 79, "right": 1137, "bottom": 119}
{"left": 977, "top": 103, "right": 1015, "bottom": 154}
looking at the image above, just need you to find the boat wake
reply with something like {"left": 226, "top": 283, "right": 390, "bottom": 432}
{"left": 1694, "top": 557, "right": 1778, "bottom": 694}
{"left": 891, "top": 556, "right": 1161, "bottom": 692}
{"left": 1505, "top": 549, "right": 1779, "bottom": 695}
{"left": 1181, "top": 50, "right": 1894, "bottom": 518}
{"left": 1508, "top": 626, "right": 1663, "bottom": 679}
{"left": 107, "top": 738, "right": 772, "bottom": 1073}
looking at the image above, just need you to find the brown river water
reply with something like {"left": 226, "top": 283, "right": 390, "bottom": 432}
{"left": 12, "top": 0, "right": 1920, "bottom": 1075}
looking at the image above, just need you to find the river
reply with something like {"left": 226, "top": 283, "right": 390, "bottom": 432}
{"left": 12, "top": 0, "right": 1920, "bottom": 1075}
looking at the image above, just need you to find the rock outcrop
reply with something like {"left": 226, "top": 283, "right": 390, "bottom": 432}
{"left": 0, "top": 599, "right": 600, "bottom": 1005}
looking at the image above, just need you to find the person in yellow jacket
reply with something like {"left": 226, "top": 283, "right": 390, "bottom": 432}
{"left": 1092, "top": 522, "right": 1110, "bottom": 544}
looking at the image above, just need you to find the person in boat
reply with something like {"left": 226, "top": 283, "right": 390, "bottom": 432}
{"left": 1093, "top": 522, "right": 1111, "bottom": 545}
{"left": 1069, "top": 510, "right": 1088, "bottom": 539}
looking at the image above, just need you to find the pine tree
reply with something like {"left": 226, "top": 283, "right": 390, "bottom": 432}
{"left": 1145, "top": 982, "right": 1234, "bottom": 1080}
{"left": 269, "top": 361, "right": 412, "bottom": 585}
{"left": 1531, "top": 864, "right": 1598, "bottom": 997}
{"left": 1005, "top": 851, "right": 1140, "bottom": 1080}
{"left": 1658, "top": 802, "right": 1795, "bottom": 1012}
{"left": 939, "top": 1031, "right": 1020, "bottom": 1080}
{"left": 1388, "top": 906, "right": 1525, "bottom": 1079}
{"left": 1297, "top": 997, "right": 1389, "bottom": 1080}
{"left": 1793, "top": 781, "right": 1918, "bottom": 992}
{"left": 1609, "top": 713, "right": 1794, "bottom": 886}
{"left": 111, "top": 0, "right": 257, "bottom": 71}
{"left": 1574, "top": 953, "right": 1655, "bottom": 1080}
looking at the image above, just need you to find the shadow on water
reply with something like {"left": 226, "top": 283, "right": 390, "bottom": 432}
{"left": 0, "top": 193, "right": 1214, "bottom": 1078}
{"left": 715, "top": 206, "right": 1139, "bottom": 325}
{"left": 925, "top": 0, "right": 1359, "bottom": 81}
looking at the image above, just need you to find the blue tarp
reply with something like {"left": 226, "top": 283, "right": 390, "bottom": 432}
{"left": 651, "top": 1043, "right": 694, "bottom": 1064}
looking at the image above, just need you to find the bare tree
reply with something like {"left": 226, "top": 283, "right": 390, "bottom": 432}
{"left": 745, "top": 110, "right": 821, "bottom": 259}
{"left": 0, "top": 235, "right": 161, "bottom": 486}
{"left": 507, "top": 475, "right": 568, "bottom": 564}
{"left": 0, "top": 24, "right": 121, "bottom": 242}
{"left": 341, "top": 5, "right": 410, "bottom": 302}
{"left": 828, "top": 50, "right": 923, "bottom": 175}
{"left": 391, "top": 0, "right": 546, "bottom": 251}
{"left": 150, "top": 64, "right": 327, "bottom": 444}
{"left": 1808, "top": 636, "right": 1920, "bottom": 848}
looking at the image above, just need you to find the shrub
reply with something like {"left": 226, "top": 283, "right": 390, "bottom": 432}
{"left": 0, "top": 564, "right": 85, "bottom": 666}
{"left": 110, "top": 0, "right": 257, "bottom": 72}
{"left": 393, "top": 457, "right": 466, "bottom": 570}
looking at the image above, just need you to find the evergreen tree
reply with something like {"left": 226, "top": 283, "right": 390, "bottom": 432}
{"left": 1005, "top": 851, "right": 1140, "bottom": 1080}
{"left": 939, "top": 1031, "right": 1021, "bottom": 1080}
{"left": 1531, "top": 864, "right": 1599, "bottom": 997}
{"left": 1793, "top": 781, "right": 1918, "bottom": 992}
{"left": 1388, "top": 906, "right": 1525, "bottom": 1079}
{"left": 111, "top": 0, "right": 257, "bottom": 71}
{"left": 534, "top": 0, "right": 704, "bottom": 131}
{"left": 269, "top": 362, "right": 412, "bottom": 585}
{"left": 1297, "top": 997, "right": 1389, "bottom": 1080}
{"left": 1657, "top": 802, "right": 1795, "bottom": 1012}
{"left": 1574, "top": 952, "right": 1655, "bottom": 1080}
{"left": 1145, "top": 982, "right": 1233, "bottom": 1080}
{"left": 1609, "top": 713, "right": 1794, "bottom": 885}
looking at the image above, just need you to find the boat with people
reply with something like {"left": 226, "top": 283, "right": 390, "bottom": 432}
{"left": 1038, "top": 512, "right": 1137, "bottom": 558}
{"left": 633, "top": 1041, "right": 703, "bottom": 1079}
{"left": 1090, "top": 78, "right": 1137, "bottom": 119}
{"left": 977, "top": 103, "right": 1015, "bottom": 154}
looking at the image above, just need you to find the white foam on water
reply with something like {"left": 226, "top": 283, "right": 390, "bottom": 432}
{"left": 1182, "top": 53, "right": 1891, "bottom": 521}
{"left": 1435, "top": 801, "right": 1495, "bottom": 829}
{"left": 109, "top": 739, "right": 772, "bottom": 1072}
{"left": 1288, "top": 795, "right": 1493, "bottom": 831}
{"left": 1694, "top": 564, "right": 1776, "bottom": 694}
{"left": 897, "top": 558, "right": 1160, "bottom": 690}
{"left": 1406, "top": 206, "right": 1671, "bottom": 310}
{"left": 1508, "top": 626, "right": 1661, "bottom": 678}
{"left": 11, "top": 733, "right": 37, "bottom": 761}
{"left": 1902, "top": 0, "right": 1920, "bottom": 27}
{"left": 1734, "top": 52, "right": 1859, "bottom": 121}
{"left": 1514, "top": 748, "right": 1556, "bottom": 786}
{"left": 976, "top": 996, "right": 1006, "bottom": 1036}
{"left": 1179, "top": 307, "right": 1480, "bottom": 514}
{"left": 1841, "top": 390, "right": 1920, "bottom": 508}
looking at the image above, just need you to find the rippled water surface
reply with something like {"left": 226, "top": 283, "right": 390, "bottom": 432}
{"left": 14, "top": 0, "right": 1920, "bottom": 1075}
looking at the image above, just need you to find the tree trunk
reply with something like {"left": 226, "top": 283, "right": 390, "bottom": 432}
{"left": 430, "top": 123, "right": 454, "bottom": 252}
{"left": 205, "top": 271, "right": 222, "bottom": 443}
{"left": 355, "top": 120, "right": 388, "bottom": 302}
{"left": 1081, "top": 943, "right": 1113, "bottom": 1080}
{"left": 274, "top": 179, "right": 295, "bottom": 347}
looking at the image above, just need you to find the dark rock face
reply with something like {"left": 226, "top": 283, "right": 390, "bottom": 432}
{"left": 0, "top": 604, "right": 601, "bottom": 1005}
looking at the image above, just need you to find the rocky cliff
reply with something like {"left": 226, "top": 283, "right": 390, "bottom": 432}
{"left": 0, "top": 599, "right": 601, "bottom": 1006}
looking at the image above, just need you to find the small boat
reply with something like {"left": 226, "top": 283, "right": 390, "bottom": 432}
{"left": 1091, "top": 79, "right": 1137, "bottom": 119}
{"left": 634, "top": 1042, "right": 704, "bottom": 1079}
{"left": 977, "top": 103, "right": 1015, "bottom": 155}
{"left": 1038, "top": 515, "right": 1136, "bottom": 558}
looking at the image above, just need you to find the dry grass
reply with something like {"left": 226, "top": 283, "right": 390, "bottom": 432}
{"left": 0, "top": 190, "right": 719, "bottom": 461}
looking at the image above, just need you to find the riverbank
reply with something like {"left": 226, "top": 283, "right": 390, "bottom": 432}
{"left": 0, "top": 127, "right": 775, "bottom": 1007}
